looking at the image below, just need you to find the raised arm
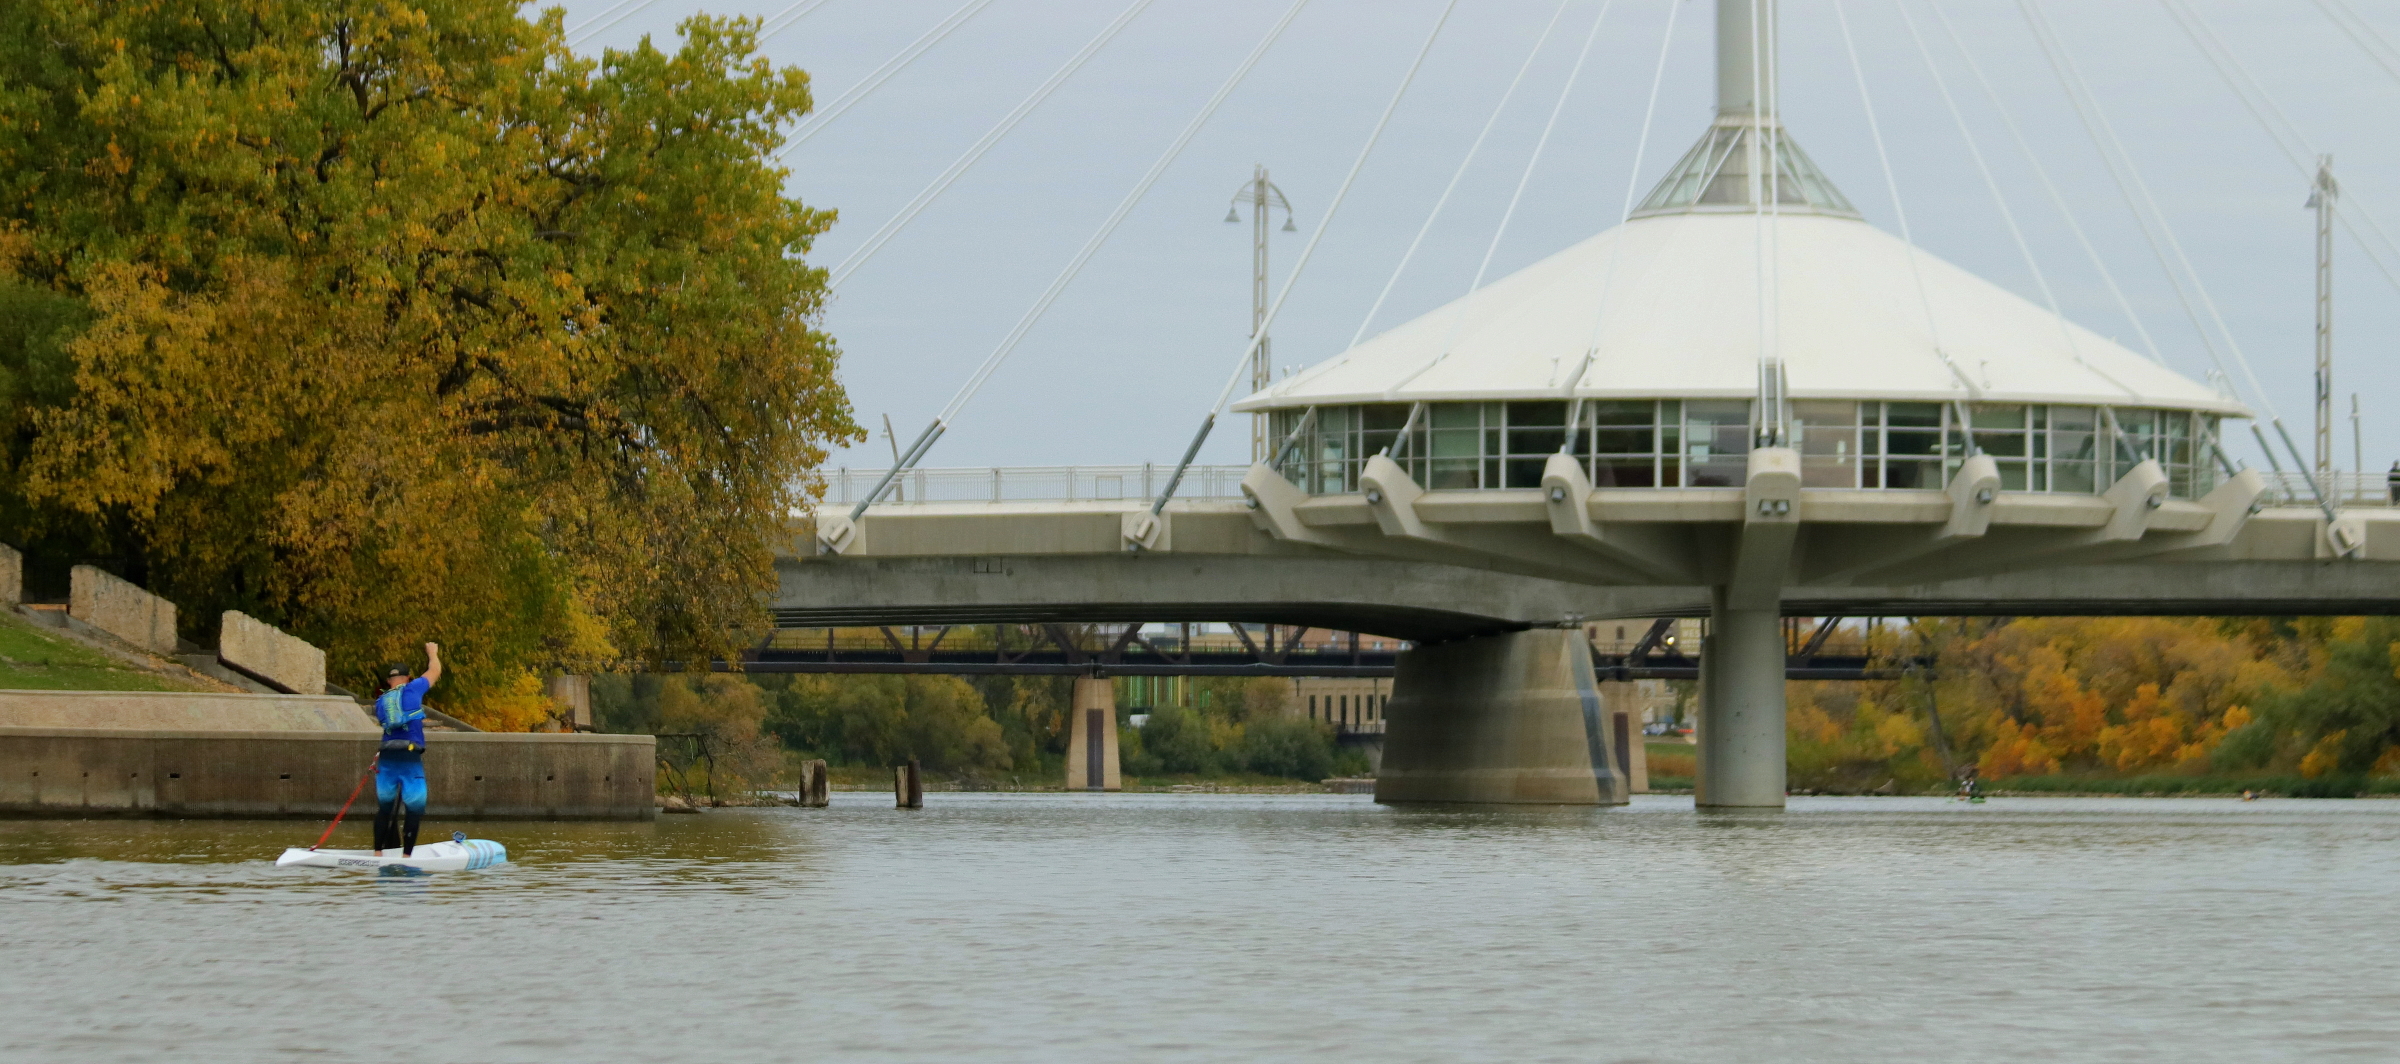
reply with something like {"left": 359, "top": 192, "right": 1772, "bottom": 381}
{"left": 422, "top": 642, "right": 443, "bottom": 687}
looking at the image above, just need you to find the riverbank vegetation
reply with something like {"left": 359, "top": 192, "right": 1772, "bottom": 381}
{"left": 0, "top": 2, "right": 857, "bottom": 725}
{"left": 1782, "top": 616, "right": 2400, "bottom": 795}
{"left": 593, "top": 670, "right": 1364, "bottom": 790}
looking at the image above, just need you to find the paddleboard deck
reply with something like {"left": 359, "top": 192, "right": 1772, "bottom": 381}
{"left": 276, "top": 839, "right": 507, "bottom": 873}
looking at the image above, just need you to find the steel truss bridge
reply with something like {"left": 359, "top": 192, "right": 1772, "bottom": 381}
{"left": 719, "top": 618, "right": 1921, "bottom": 681}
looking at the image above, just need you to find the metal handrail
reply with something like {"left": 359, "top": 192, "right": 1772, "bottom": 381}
{"left": 822, "top": 464, "right": 1251, "bottom": 506}
{"left": 2260, "top": 471, "right": 2396, "bottom": 508}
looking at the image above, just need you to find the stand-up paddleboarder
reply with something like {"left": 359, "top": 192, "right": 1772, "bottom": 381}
{"left": 373, "top": 643, "right": 443, "bottom": 856}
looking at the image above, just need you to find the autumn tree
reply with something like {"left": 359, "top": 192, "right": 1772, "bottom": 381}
{"left": 0, "top": 0, "right": 858, "bottom": 719}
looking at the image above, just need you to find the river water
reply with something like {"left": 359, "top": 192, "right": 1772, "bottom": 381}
{"left": 3, "top": 793, "right": 2397, "bottom": 1062}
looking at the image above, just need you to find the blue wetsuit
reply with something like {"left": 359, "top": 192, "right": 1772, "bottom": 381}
{"left": 373, "top": 677, "right": 430, "bottom": 853}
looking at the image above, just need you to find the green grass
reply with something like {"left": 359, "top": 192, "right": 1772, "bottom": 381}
{"left": 0, "top": 611, "right": 195, "bottom": 692}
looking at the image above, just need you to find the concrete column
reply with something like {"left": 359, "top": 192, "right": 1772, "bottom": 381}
{"left": 1599, "top": 682, "right": 1652, "bottom": 794}
{"left": 1376, "top": 628, "right": 1628, "bottom": 805}
{"left": 1696, "top": 592, "right": 1786, "bottom": 808}
{"left": 1064, "top": 677, "right": 1121, "bottom": 791}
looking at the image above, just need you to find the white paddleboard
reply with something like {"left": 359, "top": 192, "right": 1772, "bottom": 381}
{"left": 276, "top": 838, "right": 507, "bottom": 873}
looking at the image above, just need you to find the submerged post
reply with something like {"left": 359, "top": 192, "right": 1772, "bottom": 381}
{"left": 894, "top": 758, "right": 923, "bottom": 809}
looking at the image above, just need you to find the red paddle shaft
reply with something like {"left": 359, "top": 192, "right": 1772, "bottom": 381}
{"left": 308, "top": 754, "right": 379, "bottom": 851}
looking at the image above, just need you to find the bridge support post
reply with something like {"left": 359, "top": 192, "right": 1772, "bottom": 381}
{"left": 1065, "top": 677, "right": 1120, "bottom": 792}
{"left": 1375, "top": 628, "right": 1628, "bottom": 805}
{"left": 1696, "top": 593, "right": 1786, "bottom": 808}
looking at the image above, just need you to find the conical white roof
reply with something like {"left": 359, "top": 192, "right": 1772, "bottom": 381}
{"left": 1235, "top": 209, "right": 2246, "bottom": 417}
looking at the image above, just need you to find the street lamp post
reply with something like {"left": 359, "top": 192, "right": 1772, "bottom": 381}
{"left": 1227, "top": 165, "right": 1295, "bottom": 463}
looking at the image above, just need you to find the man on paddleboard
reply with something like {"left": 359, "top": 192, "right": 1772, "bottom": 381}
{"left": 374, "top": 643, "right": 443, "bottom": 856}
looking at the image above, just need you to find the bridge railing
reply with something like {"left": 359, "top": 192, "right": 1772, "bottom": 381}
{"left": 818, "top": 464, "right": 2395, "bottom": 508}
{"left": 2259, "top": 471, "right": 2395, "bottom": 508}
{"left": 821, "top": 464, "right": 1252, "bottom": 506}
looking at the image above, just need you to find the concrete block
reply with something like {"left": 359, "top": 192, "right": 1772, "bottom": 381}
{"left": 0, "top": 543, "right": 20, "bottom": 608}
{"left": 68, "top": 566, "right": 177, "bottom": 657}
{"left": 218, "top": 612, "right": 327, "bottom": 696}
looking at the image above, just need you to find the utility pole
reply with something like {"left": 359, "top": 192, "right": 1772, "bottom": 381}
{"left": 2310, "top": 156, "right": 2336, "bottom": 494}
{"left": 1226, "top": 166, "right": 1294, "bottom": 463}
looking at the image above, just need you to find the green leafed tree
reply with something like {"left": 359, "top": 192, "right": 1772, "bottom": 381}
{"left": 0, "top": 1, "right": 859, "bottom": 719}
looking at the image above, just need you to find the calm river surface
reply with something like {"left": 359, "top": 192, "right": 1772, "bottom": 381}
{"left": 4, "top": 793, "right": 2398, "bottom": 1062}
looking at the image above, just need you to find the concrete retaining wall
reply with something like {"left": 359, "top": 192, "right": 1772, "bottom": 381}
{"left": 0, "top": 690, "right": 372, "bottom": 732}
{"left": 218, "top": 611, "right": 327, "bottom": 696}
{"left": 69, "top": 566, "right": 177, "bottom": 656}
{"left": 0, "top": 729, "right": 656, "bottom": 819}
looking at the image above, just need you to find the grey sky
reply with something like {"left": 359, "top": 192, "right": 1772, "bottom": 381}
{"left": 549, "top": 0, "right": 2400, "bottom": 478}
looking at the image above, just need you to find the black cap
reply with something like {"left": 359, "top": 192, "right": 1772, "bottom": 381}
{"left": 384, "top": 664, "right": 411, "bottom": 679}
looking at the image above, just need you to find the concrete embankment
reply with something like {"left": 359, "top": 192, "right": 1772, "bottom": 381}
{"left": 0, "top": 690, "right": 655, "bottom": 820}
{"left": 0, "top": 727, "right": 656, "bottom": 820}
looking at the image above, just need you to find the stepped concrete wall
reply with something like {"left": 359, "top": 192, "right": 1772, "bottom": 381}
{"left": 69, "top": 566, "right": 177, "bottom": 656}
{"left": 218, "top": 612, "right": 327, "bottom": 696}
{"left": 0, "top": 729, "right": 656, "bottom": 819}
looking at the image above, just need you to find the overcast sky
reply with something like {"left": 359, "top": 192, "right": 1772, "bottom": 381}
{"left": 548, "top": 0, "right": 2400, "bottom": 478}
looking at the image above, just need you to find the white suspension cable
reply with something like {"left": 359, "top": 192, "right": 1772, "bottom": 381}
{"left": 2021, "top": 1, "right": 2330, "bottom": 512}
{"left": 1564, "top": 0, "right": 1688, "bottom": 398}
{"left": 778, "top": 0, "right": 997, "bottom": 159}
{"left": 1619, "top": 1, "right": 1683, "bottom": 227}
{"left": 1834, "top": 0, "right": 1972, "bottom": 394}
{"left": 1472, "top": 0, "right": 1612, "bottom": 295}
{"left": 2160, "top": 0, "right": 2400, "bottom": 297}
{"left": 1151, "top": 0, "right": 1461, "bottom": 516}
{"left": 1927, "top": 0, "right": 2165, "bottom": 364}
{"left": 1347, "top": 0, "right": 1576, "bottom": 350}
{"left": 759, "top": 0, "right": 840, "bottom": 42}
{"left": 2019, "top": 1, "right": 2263, "bottom": 409}
{"left": 829, "top": 0, "right": 1156, "bottom": 289}
{"left": 1384, "top": 0, "right": 1611, "bottom": 397}
{"left": 844, "top": 0, "right": 1315, "bottom": 521}
{"left": 567, "top": 0, "right": 646, "bottom": 39}
{"left": 567, "top": 0, "right": 665, "bottom": 47}
{"left": 2313, "top": 0, "right": 2400, "bottom": 92}
{"left": 1896, "top": 0, "right": 2136, "bottom": 399}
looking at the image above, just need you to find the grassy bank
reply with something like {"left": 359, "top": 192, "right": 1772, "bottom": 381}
{"left": 0, "top": 612, "right": 196, "bottom": 692}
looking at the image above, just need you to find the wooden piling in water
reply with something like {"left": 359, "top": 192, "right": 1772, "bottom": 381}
{"left": 894, "top": 758, "right": 923, "bottom": 809}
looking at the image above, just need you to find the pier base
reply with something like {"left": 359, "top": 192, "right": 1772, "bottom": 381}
{"left": 1696, "top": 596, "right": 1787, "bottom": 808}
{"left": 1375, "top": 628, "right": 1628, "bottom": 805}
{"left": 1064, "top": 677, "right": 1120, "bottom": 791}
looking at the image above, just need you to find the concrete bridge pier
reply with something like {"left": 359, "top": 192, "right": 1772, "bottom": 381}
{"left": 1695, "top": 595, "right": 1788, "bottom": 809}
{"left": 1064, "top": 677, "right": 1120, "bottom": 792}
{"left": 1375, "top": 628, "right": 1629, "bottom": 805}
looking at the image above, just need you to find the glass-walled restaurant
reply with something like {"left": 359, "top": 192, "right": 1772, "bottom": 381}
{"left": 1267, "top": 400, "right": 2223, "bottom": 500}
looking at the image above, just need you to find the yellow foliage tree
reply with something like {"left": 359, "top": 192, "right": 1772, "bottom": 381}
{"left": 0, "top": 2, "right": 860, "bottom": 716}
